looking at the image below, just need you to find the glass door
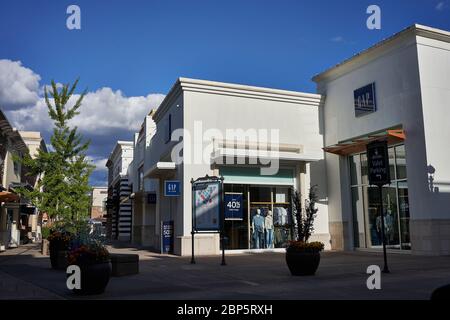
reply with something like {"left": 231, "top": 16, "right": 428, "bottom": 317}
{"left": 223, "top": 184, "right": 248, "bottom": 249}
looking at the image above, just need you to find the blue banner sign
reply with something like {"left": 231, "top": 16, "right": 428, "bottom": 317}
{"left": 367, "top": 140, "right": 391, "bottom": 186}
{"left": 147, "top": 192, "right": 157, "bottom": 204}
{"left": 162, "top": 220, "right": 174, "bottom": 254}
{"left": 165, "top": 180, "right": 181, "bottom": 197}
{"left": 354, "top": 83, "right": 376, "bottom": 117}
{"left": 224, "top": 193, "right": 243, "bottom": 220}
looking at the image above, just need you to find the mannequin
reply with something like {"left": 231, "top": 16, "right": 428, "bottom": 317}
{"left": 252, "top": 209, "right": 265, "bottom": 249}
{"left": 274, "top": 207, "right": 288, "bottom": 226}
{"left": 265, "top": 210, "right": 274, "bottom": 248}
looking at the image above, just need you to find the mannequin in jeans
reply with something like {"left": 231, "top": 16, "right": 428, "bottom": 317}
{"left": 252, "top": 209, "right": 265, "bottom": 249}
{"left": 265, "top": 210, "right": 274, "bottom": 248}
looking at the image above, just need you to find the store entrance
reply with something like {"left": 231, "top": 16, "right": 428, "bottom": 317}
{"left": 350, "top": 144, "right": 411, "bottom": 250}
{"left": 223, "top": 184, "right": 293, "bottom": 250}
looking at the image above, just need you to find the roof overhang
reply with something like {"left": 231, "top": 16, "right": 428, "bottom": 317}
{"left": 152, "top": 77, "right": 322, "bottom": 123}
{"left": 313, "top": 24, "right": 450, "bottom": 83}
{"left": 211, "top": 148, "right": 323, "bottom": 164}
{"left": 323, "top": 129, "right": 405, "bottom": 156}
{"left": 144, "top": 162, "right": 176, "bottom": 179}
{"left": 0, "top": 110, "right": 28, "bottom": 153}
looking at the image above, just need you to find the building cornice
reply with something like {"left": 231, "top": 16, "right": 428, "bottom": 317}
{"left": 0, "top": 108, "right": 28, "bottom": 154}
{"left": 152, "top": 78, "right": 322, "bottom": 123}
{"left": 312, "top": 24, "right": 450, "bottom": 83}
{"left": 106, "top": 140, "right": 134, "bottom": 167}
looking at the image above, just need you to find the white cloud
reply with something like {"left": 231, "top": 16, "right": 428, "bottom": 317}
{"left": 71, "top": 88, "right": 165, "bottom": 135}
{"left": 0, "top": 59, "right": 41, "bottom": 109}
{"left": 436, "top": 1, "right": 447, "bottom": 11}
{"left": 7, "top": 88, "right": 165, "bottom": 136}
{"left": 1, "top": 60, "right": 166, "bottom": 185}
{"left": 331, "top": 36, "right": 344, "bottom": 43}
{"left": 87, "top": 156, "right": 108, "bottom": 172}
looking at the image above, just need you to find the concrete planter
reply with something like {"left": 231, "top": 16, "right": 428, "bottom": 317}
{"left": 49, "top": 240, "right": 70, "bottom": 270}
{"left": 71, "top": 261, "right": 111, "bottom": 295}
{"left": 285, "top": 250, "right": 321, "bottom": 276}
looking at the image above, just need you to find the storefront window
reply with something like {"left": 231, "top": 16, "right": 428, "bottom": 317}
{"left": 398, "top": 181, "right": 410, "bottom": 250}
{"left": 350, "top": 144, "right": 410, "bottom": 250}
{"left": 382, "top": 184, "right": 400, "bottom": 248}
{"left": 361, "top": 153, "right": 369, "bottom": 185}
{"left": 349, "top": 155, "right": 361, "bottom": 186}
{"left": 351, "top": 186, "right": 366, "bottom": 248}
{"left": 388, "top": 147, "right": 396, "bottom": 181}
{"left": 224, "top": 184, "right": 293, "bottom": 250}
{"left": 224, "top": 184, "right": 248, "bottom": 250}
{"left": 396, "top": 145, "right": 407, "bottom": 180}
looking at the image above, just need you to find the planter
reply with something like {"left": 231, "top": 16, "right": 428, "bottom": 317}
{"left": 285, "top": 250, "right": 321, "bottom": 276}
{"left": 71, "top": 261, "right": 111, "bottom": 295}
{"left": 49, "top": 240, "right": 69, "bottom": 269}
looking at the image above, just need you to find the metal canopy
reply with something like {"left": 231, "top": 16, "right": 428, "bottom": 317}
{"left": 323, "top": 129, "right": 405, "bottom": 156}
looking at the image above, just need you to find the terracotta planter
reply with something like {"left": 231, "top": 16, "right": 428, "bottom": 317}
{"left": 285, "top": 250, "right": 321, "bottom": 276}
{"left": 71, "top": 261, "right": 111, "bottom": 295}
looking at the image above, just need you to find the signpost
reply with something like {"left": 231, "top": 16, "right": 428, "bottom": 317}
{"left": 190, "top": 175, "right": 226, "bottom": 266}
{"left": 367, "top": 140, "right": 391, "bottom": 273}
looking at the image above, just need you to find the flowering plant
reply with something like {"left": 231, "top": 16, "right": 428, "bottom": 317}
{"left": 68, "top": 240, "right": 110, "bottom": 265}
{"left": 47, "top": 230, "right": 73, "bottom": 243}
{"left": 286, "top": 241, "right": 324, "bottom": 253}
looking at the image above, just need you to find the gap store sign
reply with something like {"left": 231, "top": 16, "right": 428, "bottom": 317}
{"left": 165, "top": 180, "right": 181, "bottom": 197}
{"left": 354, "top": 83, "right": 377, "bottom": 117}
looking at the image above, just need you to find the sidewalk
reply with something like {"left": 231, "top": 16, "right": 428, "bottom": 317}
{"left": 1, "top": 243, "right": 450, "bottom": 300}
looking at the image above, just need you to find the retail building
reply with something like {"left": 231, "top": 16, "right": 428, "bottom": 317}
{"left": 105, "top": 141, "right": 134, "bottom": 241}
{"left": 111, "top": 23, "right": 450, "bottom": 257}
{"left": 127, "top": 111, "right": 159, "bottom": 246}
{"left": 314, "top": 24, "right": 450, "bottom": 255}
{"left": 90, "top": 187, "right": 108, "bottom": 222}
{"left": 140, "top": 78, "right": 328, "bottom": 256}
{"left": 0, "top": 111, "right": 46, "bottom": 251}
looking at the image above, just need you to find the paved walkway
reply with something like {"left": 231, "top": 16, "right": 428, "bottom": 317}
{"left": 1, "top": 243, "right": 450, "bottom": 300}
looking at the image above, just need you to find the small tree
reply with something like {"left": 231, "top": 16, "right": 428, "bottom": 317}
{"left": 18, "top": 79, "right": 94, "bottom": 222}
{"left": 292, "top": 185, "right": 319, "bottom": 243}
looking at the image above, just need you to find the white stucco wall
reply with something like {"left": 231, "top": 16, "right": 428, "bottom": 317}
{"left": 316, "top": 34, "right": 426, "bottom": 242}
{"left": 145, "top": 94, "right": 185, "bottom": 245}
{"left": 183, "top": 88, "right": 328, "bottom": 242}
{"left": 416, "top": 35, "right": 450, "bottom": 220}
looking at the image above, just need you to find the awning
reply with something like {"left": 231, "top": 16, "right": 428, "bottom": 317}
{"left": 0, "top": 191, "right": 20, "bottom": 203}
{"left": 323, "top": 129, "right": 405, "bottom": 156}
{"left": 211, "top": 148, "right": 323, "bottom": 163}
{"left": 144, "top": 162, "right": 176, "bottom": 178}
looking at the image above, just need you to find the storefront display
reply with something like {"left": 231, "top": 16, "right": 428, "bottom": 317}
{"left": 223, "top": 184, "right": 293, "bottom": 250}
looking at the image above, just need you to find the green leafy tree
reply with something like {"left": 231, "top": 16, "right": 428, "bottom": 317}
{"left": 18, "top": 79, "right": 94, "bottom": 222}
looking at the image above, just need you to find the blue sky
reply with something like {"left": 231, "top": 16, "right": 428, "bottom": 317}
{"left": 0, "top": 0, "right": 449, "bottom": 185}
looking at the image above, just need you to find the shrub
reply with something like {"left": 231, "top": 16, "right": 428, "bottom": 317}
{"left": 286, "top": 241, "right": 324, "bottom": 253}
{"left": 288, "top": 185, "right": 324, "bottom": 252}
{"left": 68, "top": 240, "right": 110, "bottom": 265}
